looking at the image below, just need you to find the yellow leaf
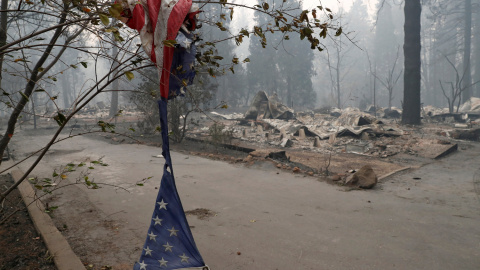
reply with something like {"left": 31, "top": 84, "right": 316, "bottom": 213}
{"left": 124, "top": 71, "right": 134, "bottom": 81}
{"left": 162, "top": 39, "right": 177, "bottom": 47}
{"left": 61, "top": 174, "right": 67, "bottom": 179}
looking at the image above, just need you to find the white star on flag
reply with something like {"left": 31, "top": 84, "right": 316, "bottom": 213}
{"left": 153, "top": 215, "right": 163, "bottom": 226}
{"left": 144, "top": 246, "right": 153, "bottom": 256}
{"left": 158, "top": 257, "right": 168, "bottom": 267}
{"left": 163, "top": 242, "right": 173, "bottom": 252}
{"left": 157, "top": 199, "right": 168, "bottom": 210}
{"left": 179, "top": 253, "right": 190, "bottom": 263}
{"left": 139, "top": 260, "right": 147, "bottom": 270}
{"left": 148, "top": 231, "right": 157, "bottom": 241}
{"left": 168, "top": 226, "right": 179, "bottom": 237}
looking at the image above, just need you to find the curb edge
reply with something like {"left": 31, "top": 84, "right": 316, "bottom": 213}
{"left": 10, "top": 169, "right": 85, "bottom": 270}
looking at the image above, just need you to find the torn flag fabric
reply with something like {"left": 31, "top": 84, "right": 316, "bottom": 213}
{"left": 121, "top": 0, "right": 193, "bottom": 99}
{"left": 120, "top": 0, "right": 208, "bottom": 269}
{"left": 169, "top": 28, "right": 197, "bottom": 98}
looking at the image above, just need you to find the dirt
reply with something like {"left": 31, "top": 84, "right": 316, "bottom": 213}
{"left": 0, "top": 174, "right": 57, "bottom": 270}
{"left": 185, "top": 208, "right": 217, "bottom": 220}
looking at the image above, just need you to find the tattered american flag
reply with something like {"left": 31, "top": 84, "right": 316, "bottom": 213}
{"left": 123, "top": 0, "right": 193, "bottom": 99}
{"left": 121, "top": 0, "right": 208, "bottom": 269}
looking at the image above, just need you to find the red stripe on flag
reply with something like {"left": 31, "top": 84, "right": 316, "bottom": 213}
{"left": 159, "top": 0, "right": 192, "bottom": 99}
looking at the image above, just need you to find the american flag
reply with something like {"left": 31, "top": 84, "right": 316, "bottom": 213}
{"left": 122, "top": 0, "right": 208, "bottom": 269}
{"left": 132, "top": 101, "right": 208, "bottom": 270}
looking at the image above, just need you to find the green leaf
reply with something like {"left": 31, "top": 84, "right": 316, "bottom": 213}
{"left": 80, "top": 62, "right": 87, "bottom": 68}
{"left": 109, "top": 4, "right": 123, "bottom": 18}
{"left": 335, "top": 27, "right": 342, "bottom": 36}
{"left": 113, "top": 31, "right": 124, "bottom": 42}
{"left": 53, "top": 112, "right": 67, "bottom": 126}
{"left": 136, "top": 183, "right": 144, "bottom": 186}
{"left": 99, "top": 14, "right": 110, "bottom": 26}
{"left": 240, "top": 29, "right": 250, "bottom": 37}
{"left": 320, "top": 28, "right": 327, "bottom": 39}
{"left": 299, "top": 10, "right": 309, "bottom": 22}
{"left": 52, "top": 171, "right": 58, "bottom": 177}
{"left": 125, "top": 71, "right": 134, "bottom": 81}
{"left": 42, "top": 178, "right": 52, "bottom": 183}
{"left": 302, "top": 27, "right": 313, "bottom": 37}
{"left": 243, "top": 58, "right": 250, "bottom": 63}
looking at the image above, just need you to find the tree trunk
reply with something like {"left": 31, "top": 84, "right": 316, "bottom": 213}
{"left": 62, "top": 74, "right": 71, "bottom": 108}
{"left": 461, "top": 0, "right": 472, "bottom": 103}
{"left": 336, "top": 47, "right": 341, "bottom": 109}
{"left": 431, "top": 25, "right": 439, "bottom": 106}
{"left": 402, "top": 0, "right": 422, "bottom": 125}
{"left": 0, "top": 0, "right": 8, "bottom": 89}
{"left": 286, "top": 75, "right": 292, "bottom": 109}
{"left": 109, "top": 35, "right": 119, "bottom": 118}
{"left": 373, "top": 65, "right": 377, "bottom": 117}
{"left": 0, "top": 6, "right": 68, "bottom": 165}
{"left": 388, "top": 88, "right": 392, "bottom": 110}
{"left": 474, "top": 0, "right": 480, "bottom": 97}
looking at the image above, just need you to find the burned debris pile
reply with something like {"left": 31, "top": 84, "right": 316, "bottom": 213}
{"left": 187, "top": 92, "right": 480, "bottom": 164}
